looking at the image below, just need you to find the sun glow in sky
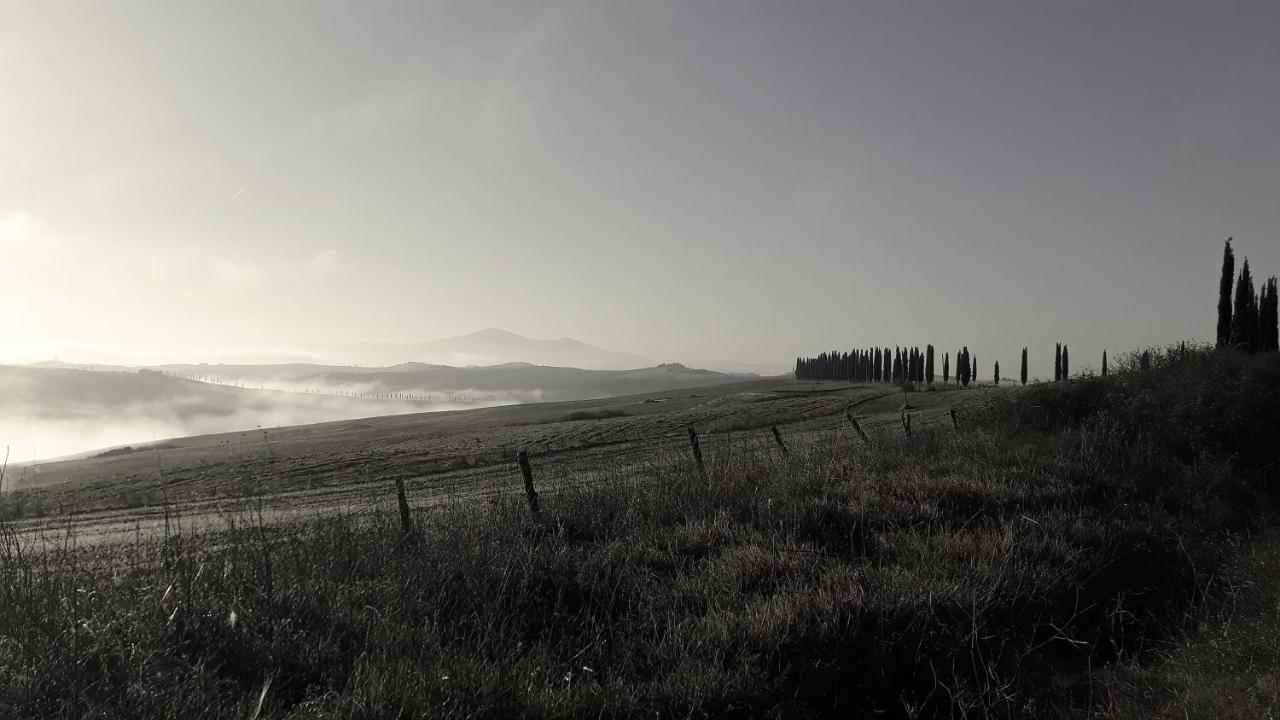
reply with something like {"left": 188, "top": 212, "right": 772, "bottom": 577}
{"left": 3, "top": 1, "right": 1279, "bottom": 376}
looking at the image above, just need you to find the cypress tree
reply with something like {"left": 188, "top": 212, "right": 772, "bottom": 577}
{"left": 926, "top": 345, "right": 935, "bottom": 387}
{"left": 943, "top": 352, "right": 950, "bottom": 385}
{"left": 1054, "top": 343, "right": 1061, "bottom": 382}
{"left": 1102, "top": 350, "right": 1108, "bottom": 377}
{"left": 1019, "top": 347, "right": 1028, "bottom": 386}
{"left": 1231, "top": 258, "right": 1259, "bottom": 351}
{"left": 1217, "top": 238, "right": 1235, "bottom": 348}
{"left": 994, "top": 361, "right": 1000, "bottom": 386}
{"left": 1261, "top": 277, "right": 1279, "bottom": 352}
{"left": 959, "top": 347, "right": 969, "bottom": 387}
{"left": 971, "top": 355, "right": 977, "bottom": 385}
{"left": 1061, "top": 345, "right": 1069, "bottom": 380}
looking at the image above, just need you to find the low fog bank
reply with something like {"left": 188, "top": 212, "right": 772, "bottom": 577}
{"left": 0, "top": 366, "right": 519, "bottom": 463}
{"left": 0, "top": 361, "right": 748, "bottom": 463}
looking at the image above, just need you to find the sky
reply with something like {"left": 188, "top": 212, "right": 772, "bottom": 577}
{"left": 2, "top": 0, "right": 1278, "bottom": 378}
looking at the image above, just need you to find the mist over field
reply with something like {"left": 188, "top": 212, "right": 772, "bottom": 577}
{"left": 0, "top": 366, "right": 516, "bottom": 462}
{"left": 0, "top": 358, "right": 746, "bottom": 462}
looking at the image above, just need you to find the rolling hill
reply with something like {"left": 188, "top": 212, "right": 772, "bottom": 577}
{"left": 0, "top": 360, "right": 746, "bottom": 462}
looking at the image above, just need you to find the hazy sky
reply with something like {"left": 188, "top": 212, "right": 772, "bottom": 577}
{"left": 2, "top": 1, "right": 1278, "bottom": 376}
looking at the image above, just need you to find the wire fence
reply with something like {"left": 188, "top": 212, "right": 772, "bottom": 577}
{"left": 1, "top": 386, "right": 1008, "bottom": 547}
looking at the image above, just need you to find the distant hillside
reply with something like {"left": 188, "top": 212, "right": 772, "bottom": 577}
{"left": 148, "top": 360, "right": 740, "bottom": 402}
{"left": 317, "top": 328, "right": 654, "bottom": 370}
{"left": 0, "top": 361, "right": 744, "bottom": 461}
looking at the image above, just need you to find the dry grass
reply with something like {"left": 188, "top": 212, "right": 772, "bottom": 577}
{"left": 0, "top": 347, "right": 1276, "bottom": 718}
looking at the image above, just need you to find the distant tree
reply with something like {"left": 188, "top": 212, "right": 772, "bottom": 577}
{"left": 926, "top": 345, "right": 935, "bottom": 387}
{"left": 993, "top": 361, "right": 1000, "bottom": 386}
{"left": 971, "top": 355, "right": 977, "bottom": 386}
{"left": 1019, "top": 347, "right": 1028, "bottom": 386}
{"left": 1140, "top": 350, "right": 1152, "bottom": 370}
{"left": 1054, "top": 343, "right": 1062, "bottom": 382}
{"left": 943, "top": 352, "right": 950, "bottom": 385}
{"left": 1061, "top": 345, "right": 1069, "bottom": 380}
{"left": 958, "top": 347, "right": 969, "bottom": 387}
{"left": 1102, "top": 350, "right": 1108, "bottom": 377}
{"left": 1231, "top": 258, "right": 1260, "bottom": 351}
{"left": 1217, "top": 238, "right": 1235, "bottom": 348}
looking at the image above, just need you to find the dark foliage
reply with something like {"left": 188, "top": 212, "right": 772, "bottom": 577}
{"left": 1217, "top": 238, "right": 1235, "bottom": 348}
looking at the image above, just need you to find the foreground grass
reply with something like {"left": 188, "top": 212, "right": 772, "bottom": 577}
{"left": 0, "top": 348, "right": 1276, "bottom": 718}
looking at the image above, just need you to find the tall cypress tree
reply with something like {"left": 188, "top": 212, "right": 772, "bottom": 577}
{"left": 994, "top": 361, "right": 1000, "bottom": 386}
{"left": 943, "top": 352, "right": 950, "bottom": 385}
{"left": 959, "top": 347, "right": 969, "bottom": 387}
{"left": 926, "top": 345, "right": 935, "bottom": 387}
{"left": 1217, "top": 238, "right": 1235, "bottom": 348}
{"left": 971, "top": 355, "right": 977, "bottom": 386}
{"left": 1019, "top": 347, "right": 1028, "bottom": 386}
{"left": 1102, "top": 350, "right": 1108, "bottom": 377}
{"left": 1054, "top": 343, "right": 1061, "bottom": 382}
{"left": 1231, "top": 258, "right": 1258, "bottom": 351}
{"left": 1061, "top": 345, "right": 1069, "bottom": 380}
{"left": 1261, "top": 277, "right": 1280, "bottom": 352}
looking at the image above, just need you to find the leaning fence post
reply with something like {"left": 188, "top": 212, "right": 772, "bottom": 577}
{"left": 771, "top": 425, "right": 789, "bottom": 455}
{"left": 687, "top": 427, "right": 705, "bottom": 474}
{"left": 901, "top": 412, "right": 912, "bottom": 437}
{"left": 516, "top": 450, "right": 541, "bottom": 520}
{"left": 949, "top": 407, "right": 960, "bottom": 432}
{"left": 394, "top": 475, "right": 413, "bottom": 536}
{"left": 845, "top": 412, "right": 868, "bottom": 442}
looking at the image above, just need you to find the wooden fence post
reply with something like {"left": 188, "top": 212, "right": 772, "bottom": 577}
{"left": 516, "top": 450, "right": 541, "bottom": 520}
{"left": 901, "top": 412, "right": 912, "bottom": 437}
{"left": 394, "top": 475, "right": 413, "bottom": 536}
{"left": 771, "top": 425, "right": 789, "bottom": 455}
{"left": 845, "top": 412, "right": 868, "bottom": 442}
{"left": 949, "top": 407, "right": 960, "bottom": 432}
{"left": 687, "top": 427, "right": 705, "bottom": 474}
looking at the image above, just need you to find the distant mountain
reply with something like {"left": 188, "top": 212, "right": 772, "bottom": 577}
{"left": 317, "top": 328, "right": 654, "bottom": 370}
